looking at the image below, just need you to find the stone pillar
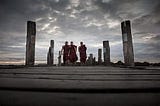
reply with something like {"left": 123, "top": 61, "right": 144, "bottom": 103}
{"left": 25, "top": 21, "right": 36, "bottom": 66}
{"left": 58, "top": 51, "right": 61, "bottom": 66}
{"left": 98, "top": 49, "right": 102, "bottom": 65}
{"left": 47, "top": 40, "right": 54, "bottom": 65}
{"left": 103, "top": 41, "right": 110, "bottom": 65}
{"left": 121, "top": 20, "right": 134, "bottom": 66}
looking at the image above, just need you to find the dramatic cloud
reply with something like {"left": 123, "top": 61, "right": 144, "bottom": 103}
{"left": 0, "top": 0, "right": 160, "bottom": 64}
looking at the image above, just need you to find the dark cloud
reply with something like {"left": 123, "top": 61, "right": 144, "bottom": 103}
{"left": 0, "top": 0, "right": 159, "bottom": 64}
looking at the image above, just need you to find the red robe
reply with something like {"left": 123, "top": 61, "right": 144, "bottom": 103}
{"left": 62, "top": 45, "right": 70, "bottom": 63}
{"left": 78, "top": 45, "right": 87, "bottom": 63}
{"left": 69, "top": 45, "right": 78, "bottom": 63}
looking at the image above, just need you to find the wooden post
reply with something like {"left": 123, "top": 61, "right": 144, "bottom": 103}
{"left": 58, "top": 51, "right": 61, "bottom": 66}
{"left": 103, "top": 41, "right": 110, "bottom": 66}
{"left": 121, "top": 20, "right": 134, "bottom": 67}
{"left": 88, "top": 54, "right": 93, "bottom": 65}
{"left": 47, "top": 40, "right": 54, "bottom": 65}
{"left": 98, "top": 49, "right": 102, "bottom": 65}
{"left": 25, "top": 21, "right": 36, "bottom": 66}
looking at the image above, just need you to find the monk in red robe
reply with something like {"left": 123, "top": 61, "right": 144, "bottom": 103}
{"left": 61, "top": 41, "right": 70, "bottom": 65}
{"left": 78, "top": 42, "right": 87, "bottom": 64}
{"left": 69, "top": 41, "right": 78, "bottom": 63}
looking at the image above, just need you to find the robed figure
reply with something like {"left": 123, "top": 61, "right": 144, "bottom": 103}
{"left": 69, "top": 41, "right": 78, "bottom": 63}
{"left": 61, "top": 41, "right": 70, "bottom": 64}
{"left": 78, "top": 42, "right": 87, "bottom": 64}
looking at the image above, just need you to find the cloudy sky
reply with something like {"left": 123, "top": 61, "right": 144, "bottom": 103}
{"left": 0, "top": 0, "right": 160, "bottom": 65}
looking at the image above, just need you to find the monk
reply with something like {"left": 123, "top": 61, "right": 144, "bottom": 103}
{"left": 69, "top": 41, "right": 78, "bottom": 64}
{"left": 61, "top": 41, "right": 70, "bottom": 65}
{"left": 78, "top": 42, "right": 87, "bottom": 64}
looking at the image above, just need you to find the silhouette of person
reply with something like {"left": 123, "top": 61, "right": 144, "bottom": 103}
{"left": 69, "top": 41, "right": 78, "bottom": 64}
{"left": 78, "top": 42, "right": 87, "bottom": 64}
{"left": 61, "top": 41, "right": 70, "bottom": 65}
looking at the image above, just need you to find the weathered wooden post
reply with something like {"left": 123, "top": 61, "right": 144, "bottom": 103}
{"left": 58, "top": 51, "right": 61, "bottom": 66}
{"left": 25, "top": 21, "right": 36, "bottom": 66}
{"left": 121, "top": 20, "right": 134, "bottom": 67}
{"left": 98, "top": 49, "right": 102, "bottom": 65}
{"left": 47, "top": 40, "right": 54, "bottom": 65}
{"left": 103, "top": 41, "right": 110, "bottom": 66}
{"left": 88, "top": 54, "right": 93, "bottom": 65}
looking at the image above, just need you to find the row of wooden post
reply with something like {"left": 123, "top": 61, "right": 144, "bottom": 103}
{"left": 25, "top": 20, "right": 134, "bottom": 67}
